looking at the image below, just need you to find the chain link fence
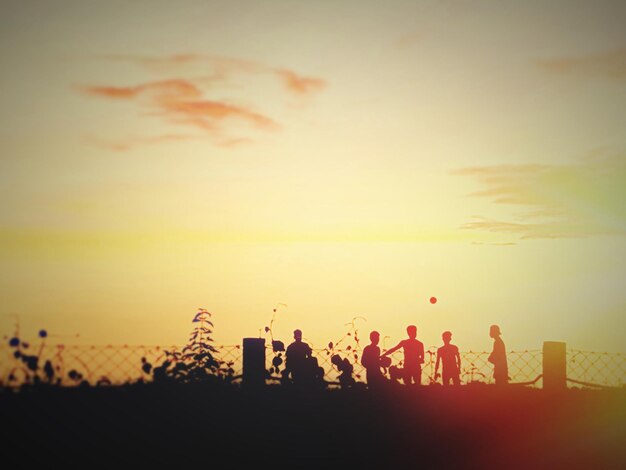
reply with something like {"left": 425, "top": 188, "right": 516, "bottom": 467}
{"left": 0, "top": 343, "right": 242, "bottom": 387}
{"left": 567, "top": 349, "right": 625, "bottom": 388}
{"left": 0, "top": 342, "right": 623, "bottom": 389}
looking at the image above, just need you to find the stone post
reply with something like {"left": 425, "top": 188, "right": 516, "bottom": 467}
{"left": 243, "top": 338, "right": 266, "bottom": 387}
{"left": 543, "top": 341, "right": 566, "bottom": 390}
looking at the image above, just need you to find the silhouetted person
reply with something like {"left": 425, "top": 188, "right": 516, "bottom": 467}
{"left": 434, "top": 331, "right": 461, "bottom": 386}
{"left": 382, "top": 325, "right": 424, "bottom": 386}
{"left": 389, "top": 365, "right": 403, "bottom": 383}
{"left": 360, "top": 331, "right": 386, "bottom": 390}
{"left": 285, "top": 329, "right": 313, "bottom": 385}
{"left": 488, "top": 325, "right": 509, "bottom": 385}
{"left": 331, "top": 354, "right": 355, "bottom": 388}
{"left": 308, "top": 354, "right": 327, "bottom": 388}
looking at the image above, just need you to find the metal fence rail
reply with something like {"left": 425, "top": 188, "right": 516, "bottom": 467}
{"left": 0, "top": 343, "right": 623, "bottom": 389}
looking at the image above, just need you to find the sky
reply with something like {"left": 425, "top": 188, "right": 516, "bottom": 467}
{"left": 0, "top": 0, "right": 625, "bottom": 353}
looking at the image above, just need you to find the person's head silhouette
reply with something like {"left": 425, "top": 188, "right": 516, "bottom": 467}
{"left": 331, "top": 354, "right": 342, "bottom": 368}
{"left": 370, "top": 331, "right": 380, "bottom": 346}
{"left": 489, "top": 324, "right": 501, "bottom": 339}
{"left": 294, "top": 329, "right": 303, "bottom": 342}
{"left": 407, "top": 325, "right": 417, "bottom": 339}
{"left": 442, "top": 331, "right": 452, "bottom": 344}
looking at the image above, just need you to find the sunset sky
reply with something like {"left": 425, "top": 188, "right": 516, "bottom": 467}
{"left": 1, "top": 0, "right": 625, "bottom": 352}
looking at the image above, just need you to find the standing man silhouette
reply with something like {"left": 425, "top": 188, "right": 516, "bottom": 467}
{"left": 434, "top": 331, "right": 461, "bottom": 386}
{"left": 488, "top": 325, "right": 509, "bottom": 385}
{"left": 381, "top": 325, "right": 424, "bottom": 386}
{"left": 285, "top": 329, "right": 313, "bottom": 385}
{"left": 361, "top": 330, "right": 385, "bottom": 390}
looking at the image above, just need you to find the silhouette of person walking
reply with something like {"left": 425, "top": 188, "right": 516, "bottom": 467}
{"left": 434, "top": 331, "right": 461, "bottom": 386}
{"left": 285, "top": 329, "right": 313, "bottom": 386}
{"left": 361, "top": 331, "right": 386, "bottom": 390}
{"left": 382, "top": 325, "right": 424, "bottom": 386}
{"left": 488, "top": 325, "right": 509, "bottom": 385}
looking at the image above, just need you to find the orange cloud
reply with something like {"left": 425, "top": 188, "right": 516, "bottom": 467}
{"left": 100, "top": 54, "right": 326, "bottom": 95}
{"left": 452, "top": 155, "right": 626, "bottom": 240}
{"left": 275, "top": 69, "right": 326, "bottom": 95}
{"left": 164, "top": 100, "right": 278, "bottom": 131}
{"left": 535, "top": 48, "right": 626, "bottom": 80}
{"left": 80, "top": 79, "right": 203, "bottom": 101}
{"left": 79, "top": 55, "right": 325, "bottom": 149}
{"left": 79, "top": 77, "right": 276, "bottom": 145}
{"left": 81, "top": 86, "right": 139, "bottom": 99}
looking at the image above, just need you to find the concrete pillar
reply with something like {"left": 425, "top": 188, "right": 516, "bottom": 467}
{"left": 243, "top": 338, "right": 266, "bottom": 387}
{"left": 543, "top": 341, "right": 566, "bottom": 390}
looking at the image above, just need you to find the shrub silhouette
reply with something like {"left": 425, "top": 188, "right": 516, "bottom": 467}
{"left": 262, "top": 303, "right": 287, "bottom": 378}
{"left": 143, "top": 308, "right": 234, "bottom": 385}
{"left": 6, "top": 329, "right": 66, "bottom": 387}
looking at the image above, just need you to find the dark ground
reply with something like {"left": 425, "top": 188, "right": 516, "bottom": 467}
{"left": 1, "top": 383, "right": 625, "bottom": 469}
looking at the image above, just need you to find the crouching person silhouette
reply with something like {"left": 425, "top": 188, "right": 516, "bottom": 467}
{"left": 331, "top": 354, "right": 355, "bottom": 388}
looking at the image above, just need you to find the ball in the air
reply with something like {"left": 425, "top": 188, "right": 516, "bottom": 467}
{"left": 430, "top": 297, "right": 437, "bottom": 304}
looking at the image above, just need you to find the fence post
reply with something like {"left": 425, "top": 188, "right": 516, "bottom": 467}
{"left": 243, "top": 338, "right": 266, "bottom": 387}
{"left": 543, "top": 341, "right": 566, "bottom": 390}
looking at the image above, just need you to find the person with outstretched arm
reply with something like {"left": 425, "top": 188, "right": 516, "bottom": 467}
{"left": 381, "top": 325, "right": 424, "bottom": 386}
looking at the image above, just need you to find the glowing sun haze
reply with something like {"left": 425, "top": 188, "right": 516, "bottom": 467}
{"left": 1, "top": 0, "right": 625, "bottom": 352}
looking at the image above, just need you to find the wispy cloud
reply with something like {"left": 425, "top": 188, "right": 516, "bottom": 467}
{"left": 78, "top": 54, "right": 326, "bottom": 149}
{"left": 80, "top": 79, "right": 202, "bottom": 101}
{"left": 275, "top": 69, "right": 325, "bottom": 95}
{"left": 79, "top": 78, "right": 277, "bottom": 143}
{"left": 452, "top": 154, "right": 626, "bottom": 241}
{"left": 99, "top": 53, "right": 326, "bottom": 95}
{"left": 535, "top": 48, "right": 626, "bottom": 80}
{"left": 165, "top": 100, "right": 277, "bottom": 130}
